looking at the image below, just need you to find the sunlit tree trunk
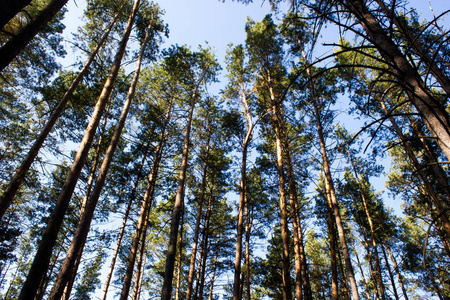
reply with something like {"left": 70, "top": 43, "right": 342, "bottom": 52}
{"left": 343, "top": 142, "right": 385, "bottom": 299}
{"left": 267, "top": 75, "right": 292, "bottom": 300}
{"left": 161, "top": 76, "right": 205, "bottom": 299}
{"left": 244, "top": 194, "right": 252, "bottom": 300}
{"left": 233, "top": 83, "right": 254, "bottom": 300}
{"left": 120, "top": 100, "right": 172, "bottom": 300}
{"left": 0, "top": 6, "right": 124, "bottom": 219}
{"left": 47, "top": 9, "right": 145, "bottom": 299}
{"left": 17, "top": 1, "right": 139, "bottom": 297}
{"left": 186, "top": 137, "right": 211, "bottom": 300}
{"left": 101, "top": 138, "right": 152, "bottom": 300}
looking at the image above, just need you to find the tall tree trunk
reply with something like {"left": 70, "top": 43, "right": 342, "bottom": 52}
{"left": 380, "top": 243, "right": 399, "bottom": 300}
{"left": 352, "top": 239, "right": 371, "bottom": 300}
{"left": 161, "top": 74, "right": 205, "bottom": 299}
{"left": 374, "top": 0, "right": 450, "bottom": 96}
{"left": 208, "top": 234, "right": 220, "bottom": 300}
{"left": 100, "top": 140, "right": 151, "bottom": 300}
{"left": 62, "top": 100, "right": 112, "bottom": 300}
{"left": 46, "top": 9, "right": 144, "bottom": 298}
{"left": 233, "top": 84, "right": 254, "bottom": 300}
{"left": 326, "top": 194, "right": 339, "bottom": 300}
{"left": 385, "top": 243, "right": 409, "bottom": 300}
{"left": 175, "top": 205, "right": 185, "bottom": 300}
{"left": 267, "top": 73, "right": 292, "bottom": 300}
{"left": 313, "top": 98, "right": 359, "bottom": 300}
{"left": 198, "top": 196, "right": 212, "bottom": 300}
{"left": 120, "top": 100, "right": 171, "bottom": 300}
{"left": 132, "top": 249, "right": 147, "bottom": 300}
{"left": 244, "top": 194, "right": 252, "bottom": 300}
{"left": 378, "top": 99, "right": 450, "bottom": 237}
{"left": 0, "top": 6, "right": 124, "bottom": 219}
{"left": 284, "top": 142, "right": 312, "bottom": 300}
{"left": 341, "top": 0, "right": 450, "bottom": 162}
{"left": 343, "top": 142, "right": 386, "bottom": 299}
{"left": 186, "top": 137, "right": 211, "bottom": 300}
{"left": 0, "top": 0, "right": 68, "bottom": 72}
{"left": 0, "top": 0, "right": 32, "bottom": 30}
{"left": 17, "top": 0, "right": 138, "bottom": 297}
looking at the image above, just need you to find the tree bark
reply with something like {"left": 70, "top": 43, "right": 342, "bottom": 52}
{"left": 343, "top": 142, "right": 386, "bottom": 300}
{"left": 0, "top": 0, "right": 32, "bottom": 30}
{"left": 341, "top": 0, "right": 450, "bottom": 162}
{"left": 101, "top": 139, "right": 151, "bottom": 300}
{"left": 186, "top": 137, "right": 211, "bottom": 300}
{"left": 267, "top": 75, "right": 292, "bottom": 300}
{"left": 175, "top": 205, "right": 185, "bottom": 300}
{"left": 233, "top": 81, "right": 254, "bottom": 300}
{"left": 312, "top": 98, "right": 359, "bottom": 300}
{"left": 17, "top": 0, "right": 138, "bottom": 297}
{"left": 161, "top": 76, "right": 204, "bottom": 300}
{"left": 0, "top": 0, "right": 68, "bottom": 72}
{"left": 380, "top": 243, "right": 400, "bottom": 300}
{"left": 385, "top": 243, "right": 409, "bottom": 300}
{"left": 374, "top": 0, "right": 450, "bottom": 96}
{"left": 0, "top": 6, "right": 123, "bottom": 219}
{"left": 198, "top": 196, "right": 213, "bottom": 300}
{"left": 46, "top": 5, "right": 143, "bottom": 297}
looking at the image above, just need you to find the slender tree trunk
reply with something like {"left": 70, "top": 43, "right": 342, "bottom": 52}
{"left": 161, "top": 74, "right": 205, "bottom": 299}
{"left": 233, "top": 84, "right": 254, "bottom": 300}
{"left": 378, "top": 99, "right": 450, "bottom": 237}
{"left": 62, "top": 101, "right": 112, "bottom": 300}
{"left": 244, "top": 195, "right": 252, "bottom": 300}
{"left": 380, "top": 243, "right": 399, "bottom": 300}
{"left": 199, "top": 197, "right": 212, "bottom": 300}
{"left": 341, "top": 0, "right": 450, "bottom": 162}
{"left": 208, "top": 234, "right": 220, "bottom": 300}
{"left": 352, "top": 239, "right": 371, "bottom": 300}
{"left": 0, "top": 0, "right": 68, "bottom": 72}
{"left": 187, "top": 138, "right": 211, "bottom": 300}
{"left": 343, "top": 142, "right": 385, "bottom": 300}
{"left": 284, "top": 143, "right": 312, "bottom": 300}
{"left": 17, "top": 0, "right": 138, "bottom": 294}
{"left": 326, "top": 194, "right": 339, "bottom": 300}
{"left": 175, "top": 206, "right": 185, "bottom": 300}
{"left": 267, "top": 73, "right": 292, "bottom": 300}
{"left": 120, "top": 100, "right": 171, "bottom": 300}
{"left": 313, "top": 99, "right": 359, "bottom": 300}
{"left": 0, "top": 6, "right": 124, "bottom": 219}
{"left": 0, "top": 0, "right": 32, "bottom": 30}
{"left": 46, "top": 7, "right": 143, "bottom": 298}
{"left": 132, "top": 250, "right": 147, "bottom": 300}
{"left": 385, "top": 244, "right": 409, "bottom": 300}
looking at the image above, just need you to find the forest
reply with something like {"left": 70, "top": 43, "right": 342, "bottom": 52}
{"left": 0, "top": 0, "right": 449, "bottom": 299}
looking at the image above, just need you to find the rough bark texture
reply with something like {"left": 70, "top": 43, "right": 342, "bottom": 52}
{"left": 0, "top": 0, "right": 68, "bottom": 72}
{"left": 0, "top": 7, "right": 122, "bottom": 219}
{"left": 17, "top": 1, "right": 138, "bottom": 297}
